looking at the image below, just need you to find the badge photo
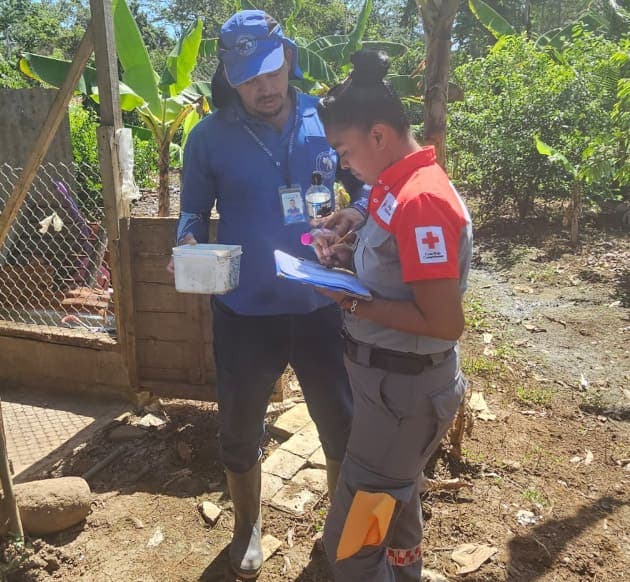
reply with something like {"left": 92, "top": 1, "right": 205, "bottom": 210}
{"left": 279, "top": 186, "right": 306, "bottom": 225}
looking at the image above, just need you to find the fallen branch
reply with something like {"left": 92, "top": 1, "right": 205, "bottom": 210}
{"left": 82, "top": 445, "right": 128, "bottom": 480}
{"left": 426, "top": 478, "right": 473, "bottom": 492}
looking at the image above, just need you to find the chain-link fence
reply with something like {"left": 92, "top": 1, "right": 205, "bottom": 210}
{"left": 0, "top": 161, "right": 115, "bottom": 335}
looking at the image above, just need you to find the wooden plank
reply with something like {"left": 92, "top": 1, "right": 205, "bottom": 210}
{"left": 133, "top": 254, "right": 174, "bottom": 284}
{"left": 132, "top": 218, "right": 177, "bottom": 254}
{"left": 140, "top": 379, "right": 216, "bottom": 401}
{"left": 136, "top": 339, "right": 188, "bottom": 369}
{"left": 116, "top": 218, "right": 138, "bottom": 390}
{"left": 88, "top": 0, "right": 122, "bottom": 128}
{"left": 0, "top": 23, "right": 94, "bottom": 249}
{"left": 0, "top": 321, "right": 117, "bottom": 350}
{"left": 135, "top": 312, "right": 189, "bottom": 342}
{"left": 134, "top": 282, "right": 188, "bottom": 313}
{"left": 138, "top": 367, "right": 189, "bottom": 382}
{"left": 187, "top": 295, "right": 211, "bottom": 385}
{"left": 0, "top": 335, "right": 129, "bottom": 394}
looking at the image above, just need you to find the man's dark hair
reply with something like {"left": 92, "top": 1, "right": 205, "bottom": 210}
{"left": 317, "top": 50, "right": 409, "bottom": 134}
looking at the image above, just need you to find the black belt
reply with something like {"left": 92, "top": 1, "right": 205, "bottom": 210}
{"left": 343, "top": 332, "right": 454, "bottom": 375}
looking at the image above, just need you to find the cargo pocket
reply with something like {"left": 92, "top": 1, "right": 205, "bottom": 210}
{"left": 417, "top": 373, "right": 467, "bottom": 466}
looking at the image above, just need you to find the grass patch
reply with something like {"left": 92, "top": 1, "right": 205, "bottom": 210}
{"left": 464, "top": 297, "right": 488, "bottom": 331}
{"left": 463, "top": 354, "right": 503, "bottom": 377}
{"left": 515, "top": 385, "right": 553, "bottom": 407}
{"left": 462, "top": 447, "right": 486, "bottom": 464}
{"left": 522, "top": 487, "right": 546, "bottom": 506}
{"left": 526, "top": 266, "right": 555, "bottom": 284}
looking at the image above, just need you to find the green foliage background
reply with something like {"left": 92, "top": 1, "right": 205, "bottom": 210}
{"left": 1, "top": 0, "right": 628, "bottom": 221}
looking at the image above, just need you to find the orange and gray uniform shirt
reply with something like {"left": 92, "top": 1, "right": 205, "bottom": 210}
{"left": 323, "top": 146, "right": 472, "bottom": 581}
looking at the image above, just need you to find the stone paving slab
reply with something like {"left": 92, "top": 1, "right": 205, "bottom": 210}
{"left": 271, "top": 481, "right": 318, "bottom": 514}
{"left": 261, "top": 472, "right": 284, "bottom": 501}
{"left": 292, "top": 468, "right": 327, "bottom": 494}
{"left": 307, "top": 447, "right": 326, "bottom": 470}
{"left": 1, "top": 387, "right": 128, "bottom": 482}
{"left": 268, "top": 403, "right": 311, "bottom": 439}
{"left": 279, "top": 421, "right": 320, "bottom": 458}
{"left": 262, "top": 449, "right": 306, "bottom": 480}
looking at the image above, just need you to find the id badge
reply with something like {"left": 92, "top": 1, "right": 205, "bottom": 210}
{"left": 279, "top": 185, "right": 306, "bottom": 226}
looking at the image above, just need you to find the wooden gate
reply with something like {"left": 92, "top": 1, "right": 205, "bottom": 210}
{"left": 130, "top": 217, "right": 216, "bottom": 400}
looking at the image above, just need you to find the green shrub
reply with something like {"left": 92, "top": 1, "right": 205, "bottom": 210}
{"left": 70, "top": 102, "right": 159, "bottom": 198}
{"left": 448, "top": 33, "right": 627, "bottom": 218}
{"left": 133, "top": 135, "right": 158, "bottom": 190}
{"left": 68, "top": 101, "right": 102, "bottom": 217}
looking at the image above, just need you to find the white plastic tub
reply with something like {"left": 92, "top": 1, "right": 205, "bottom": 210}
{"left": 172, "top": 243, "right": 242, "bottom": 294}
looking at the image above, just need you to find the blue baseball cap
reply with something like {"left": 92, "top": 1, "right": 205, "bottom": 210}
{"left": 219, "top": 10, "right": 302, "bottom": 87}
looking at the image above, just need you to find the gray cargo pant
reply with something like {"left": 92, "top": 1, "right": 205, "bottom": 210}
{"left": 323, "top": 347, "right": 466, "bottom": 581}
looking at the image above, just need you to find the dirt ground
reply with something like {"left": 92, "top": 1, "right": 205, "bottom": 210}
{"left": 2, "top": 213, "right": 629, "bottom": 581}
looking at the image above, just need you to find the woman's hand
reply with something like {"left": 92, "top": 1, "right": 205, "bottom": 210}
{"left": 310, "top": 229, "right": 354, "bottom": 269}
{"left": 315, "top": 287, "right": 348, "bottom": 305}
{"left": 311, "top": 207, "right": 364, "bottom": 236}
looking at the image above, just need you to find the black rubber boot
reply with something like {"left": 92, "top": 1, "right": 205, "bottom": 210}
{"left": 225, "top": 461, "right": 263, "bottom": 579}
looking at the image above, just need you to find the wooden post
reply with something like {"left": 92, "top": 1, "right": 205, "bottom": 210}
{"left": 0, "top": 23, "right": 94, "bottom": 250}
{"left": 0, "top": 399, "right": 23, "bottom": 539}
{"left": 89, "top": 0, "right": 138, "bottom": 394}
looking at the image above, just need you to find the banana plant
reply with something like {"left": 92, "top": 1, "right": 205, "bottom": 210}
{"left": 202, "top": 0, "right": 418, "bottom": 100}
{"left": 19, "top": 0, "right": 209, "bottom": 216}
{"left": 469, "top": 0, "right": 628, "bottom": 50}
{"left": 534, "top": 135, "right": 616, "bottom": 245}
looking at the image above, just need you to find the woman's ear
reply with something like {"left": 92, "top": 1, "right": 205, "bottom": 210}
{"left": 370, "top": 123, "right": 389, "bottom": 151}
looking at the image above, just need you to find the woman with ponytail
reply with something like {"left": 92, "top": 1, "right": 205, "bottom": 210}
{"left": 314, "top": 50, "right": 472, "bottom": 581}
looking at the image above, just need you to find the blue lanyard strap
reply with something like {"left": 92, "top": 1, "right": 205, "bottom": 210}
{"left": 240, "top": 97, "right": 299, "bottom": 187}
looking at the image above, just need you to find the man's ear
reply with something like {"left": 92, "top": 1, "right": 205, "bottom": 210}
{"left": 283, "top": 45, "right": 293, "bottom": 70}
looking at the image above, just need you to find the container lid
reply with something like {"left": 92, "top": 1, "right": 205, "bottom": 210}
{"left": 172, "top": 243, "right": 242, "bottom": 258}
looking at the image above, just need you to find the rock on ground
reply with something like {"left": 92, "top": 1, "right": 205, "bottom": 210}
{"left": 0, "top": 477, "right": 91, "bottom": 535}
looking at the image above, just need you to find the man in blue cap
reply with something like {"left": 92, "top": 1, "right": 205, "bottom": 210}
{"left": 173, "top": 10, "right": 367, "bottom": 579}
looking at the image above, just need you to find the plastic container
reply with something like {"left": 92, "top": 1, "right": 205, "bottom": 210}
{"left": 305, "top": 171, "right": 332, "bottom": 219}
{"left": 172, "top": 243, "right": 242, "bottom": 294}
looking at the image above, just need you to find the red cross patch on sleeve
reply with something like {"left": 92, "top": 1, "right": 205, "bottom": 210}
{"left": 415, "top": 226, "right": 447, "bottom": 264}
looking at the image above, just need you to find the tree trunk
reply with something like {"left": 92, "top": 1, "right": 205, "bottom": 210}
{"left": 570, "top": 182, "right": 581, "bottom": 245}
{"left": 418, "top": 0, "right": 460, "bottom": 169}
{"left": 158, "top": 141, "right": 171, "bottom": 217}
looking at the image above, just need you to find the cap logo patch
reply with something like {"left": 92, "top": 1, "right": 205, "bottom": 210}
{"left": 235, "top": 35, "right": 257, "bottom": 56}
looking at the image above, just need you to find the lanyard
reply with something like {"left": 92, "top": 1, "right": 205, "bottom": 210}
{"left": 240, "top": 98, "right": 299, "bottom": 187}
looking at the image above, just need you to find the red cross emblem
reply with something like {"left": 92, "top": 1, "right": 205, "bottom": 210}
{"left": 421, "top": 231, "right": 440, "bottom": 249}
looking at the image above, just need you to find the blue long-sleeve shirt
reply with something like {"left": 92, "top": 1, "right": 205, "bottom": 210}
{"left": 176, "top": 89, "right": 367, "bottom": 315}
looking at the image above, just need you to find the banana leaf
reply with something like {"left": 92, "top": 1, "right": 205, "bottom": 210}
{"left": 112, "top": 0, "right": 161, "bottom": 116}
{"left": 18, "top": 53, "right": 144, "bottom": 111}
{"left": 199, "top": 38, "right": 219, "bottom": 59}
{"left": 295, "top": 40, "right": 336, "bottom": 84}
{"left": 159, "top": 19, "right": 203, "bottom": 96}
{"left": 468, "top": 0, "right": 517, "bottom": 39}
{"left": 307, "top": 35, "right": 349, "bottom": 52}
{"left": 388, "top": 75, "right": 422, "bottom": 98}
{"left": 342, "top": 0, "right": 373, "bottom": 63}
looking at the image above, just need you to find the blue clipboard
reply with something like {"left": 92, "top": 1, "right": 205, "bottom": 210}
{"left": 274, "top": 250, "right": 373, "bottom": 300}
